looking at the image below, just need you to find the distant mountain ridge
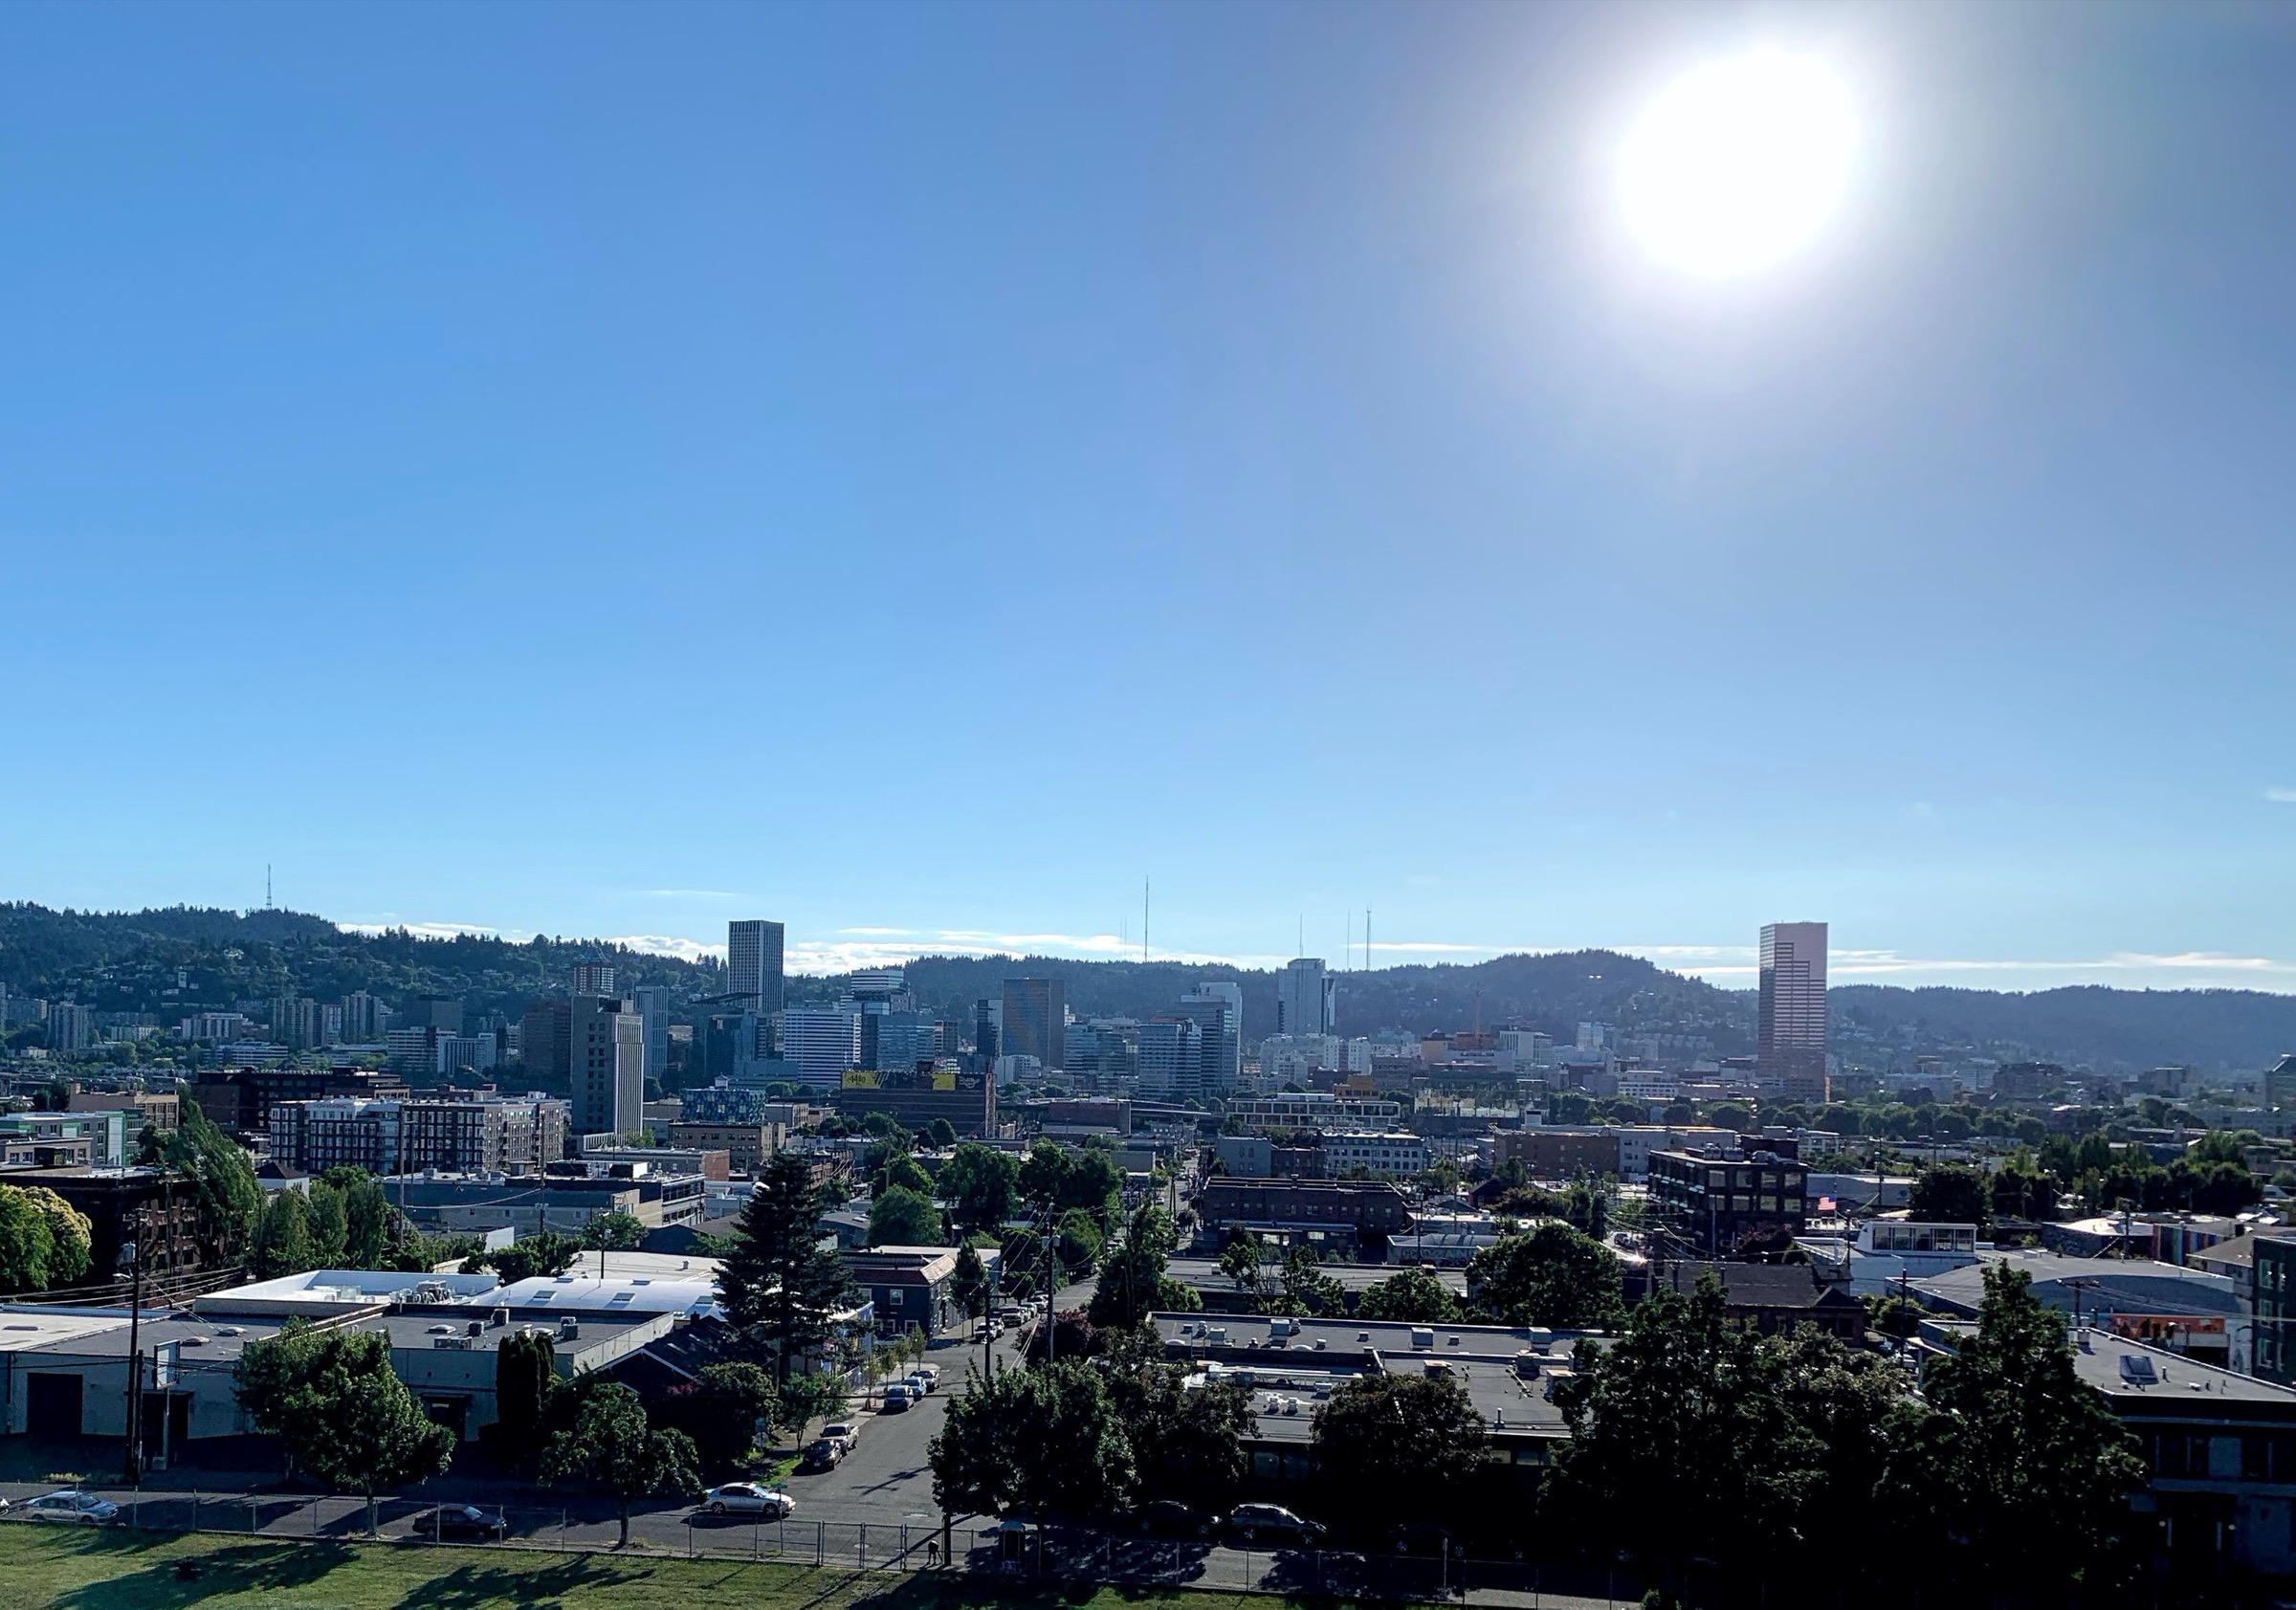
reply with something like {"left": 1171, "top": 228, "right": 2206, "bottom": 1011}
{"left": 2, "top": 903, "right": 2290, "bottom": 1074}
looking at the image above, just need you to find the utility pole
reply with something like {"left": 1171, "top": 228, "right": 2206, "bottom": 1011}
{"left": 123, "top": 1205, "right": 146, "bottom": 1487}
{"left": 1042, "top": 1206, "right": 1059, "bottom": 1367}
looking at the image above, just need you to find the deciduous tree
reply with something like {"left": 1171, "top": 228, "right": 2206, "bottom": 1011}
{"left": 1311, "top": 1372, "right": 1487, "bottom": 1528}
{"left": 929, "top": 1359, "right": 1134, "bottom": 1519}
{"left": 543, "top": 1381, "right": 700, "bottom": 1546}
{"left": 1354, "top": 1267, "right": 1460, "bottom": 1324}
{"left": 1467, "top": 1223, "right": 1622, "bottom": 1329}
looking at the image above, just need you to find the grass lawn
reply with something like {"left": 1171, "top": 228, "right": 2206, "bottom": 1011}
{"left": 0, "top": 1529, "right": 1307, "bottom": 1610}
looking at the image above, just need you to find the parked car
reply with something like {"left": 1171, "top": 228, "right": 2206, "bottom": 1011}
{"left": 879, "top": 1384, "right": 913, "bottom": 1412}
{"left": 23, "top": 1491, "right": 121, "bottom": 1526}
{"left": 800, "top": 1439, "right": 844, "bottom": 1471}
{"left": 913, "top": 1364, "right": 940, "bottom": 1388}
{"left": 1225, "top": 1505, "right": 1324, "bottom": 1547}
{"left": 903, "top": 1372, "right": 935, "bottom": 1396}
{"left": 702, "top": 1484, "right": 795, "bottom": 1518}
{"left": 1136, "top": 1500, "right": 1211, "bottom": 1539}
{"left": 822, "top": 1422, "right": 861, "bottom": 1452}
{"left": 417, "top": 1505, "right": 506, "bottom": 1540}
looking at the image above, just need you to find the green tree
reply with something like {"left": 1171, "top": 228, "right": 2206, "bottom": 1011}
{"left": 1269, "top": 1242, "right": 1347, "bottom": 1317}
{"left": 1893, "top": 1265, "right": 2147, "bottom": 1598}
{"left": 582, "top": 1208, "right": 648, "bottom": 1276}
{"left": 465, "top": 1229, "right": 584, "bottom": 1284}
{"left": 925, "top": 1118, "right": 958, "bottom": 1150}
{"left": 668, "top": 1361, "right": 780, "bottom": 1478}
{"left": 938, "top": 1143, "right": 1022, "bottom": 1236}
{"left": 1467, "top": 1223, "right": 1623, "bottom": 1329}
{"left": 928, "top": 1359, "right": 1134, "bottom": 1519}
{"left": 543, "top": 1381, "right": 701, "bottom": 1546}
{"left": 320, "top": 1167, "right": 396, "bottom": 1268}
{"left": 1088, "top": 1204, "right": 1200, "bottom": 1330}
{"left": 1311, "top": 1372, "right": 1487, "bottom": 1528}
{"left": 0, "top": 1182, "right": 93, "bottom": 1293}
{"left": 493, "top": 1328, "right": 560, "bottom": 1473}
{"left": 305, "top": 1177, "right": 349, "bottom": 1265}
{"left": 717, "top": 1152, "right": 858, "bottom": 1383}
{"left": 1218, "top": 1230, "right": 1271, "bottom": 1301}
{"left": 1546, "top": 1275, "right": 1824, "bottom": 1583}
{"left": 234, "top": 1326, "right": 454, "bottom": 1534}
{"left": 1908, "top": 1165, "right": 1989, "bottom": 1229}
{"left": 249, "top": 1189, "right": 315, "bottom": 1280}
{"left": 951, "top": 1239, "right": 992, "bottom": 1326}
{"left": 1106, "top": 1344, "right": 1255, "bottom": 1511}
{"left": 872, "top": 1153, "right": 934, "bottom": 1197}
{"left": 869, "top": 1184, "right": 942, "bottom": 1246}
{"left": 1017, "top": 1139, "right": 1074, "bottom": 1208}
{"left": 151, "top": 1098, "right": 263, "bottom": 1265}
{"left": 1355, "top": 1267, "right": 1461, "bottom": 1323}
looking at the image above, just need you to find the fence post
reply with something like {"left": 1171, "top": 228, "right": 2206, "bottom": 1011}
{"left": 816, "top": 1519, "right": 824, "bottom": 1566}
{"left": 561, "top": 1509, "right": 569, "bottom": 1552}
{"left": 858, "top": 1522, "right": 866, "bottom": 1569}
{"left": 249, "top": 1499, "right": 256, "bottom": 1534}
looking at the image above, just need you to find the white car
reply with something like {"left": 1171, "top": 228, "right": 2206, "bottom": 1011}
{"left": 903, "top": 1372, "right": 934, "bottom": 1396}
{"left": 701, "top": 1484, "right": 794, "bottom": 1518}
{"left": 821, "top": 1422, "right": 860, "bottom": 1452}
{"left": 24, "top": 1490, "right": 120, "bottom": 1525}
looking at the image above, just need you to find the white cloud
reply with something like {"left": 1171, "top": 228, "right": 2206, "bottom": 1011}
{"left": 342, "top": 918, "right": 518, "bottom": 941}
{"left": 2268, "top": 787, "right": 2296, "bottom": 804}
{"left": 607, "top": 935, "right": 727, "bottom": 964}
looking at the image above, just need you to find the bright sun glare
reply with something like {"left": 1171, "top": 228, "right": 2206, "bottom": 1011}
{"left": 1620, "top": 52, "right": 1857, "bottom": 277}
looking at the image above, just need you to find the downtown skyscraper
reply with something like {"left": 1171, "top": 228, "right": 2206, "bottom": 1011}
{"left": 727, "top": 919, "right": 785, "bottom": 1017}
{"left": 1756, "top": 921, "right": 1829, "bottom": 1104}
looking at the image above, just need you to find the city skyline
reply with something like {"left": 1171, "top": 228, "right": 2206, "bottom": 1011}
{"left": 3, "top": 6, "right": 2293, "bottom": 996}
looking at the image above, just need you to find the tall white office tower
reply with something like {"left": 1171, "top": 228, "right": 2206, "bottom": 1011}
{"left": 1276, "top": 958, "right": 1335, "bottom": 1037}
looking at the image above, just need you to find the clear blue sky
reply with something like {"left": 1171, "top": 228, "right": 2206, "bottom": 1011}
{"left": 4, "top": 2, "right": 2292, "bottom": 988}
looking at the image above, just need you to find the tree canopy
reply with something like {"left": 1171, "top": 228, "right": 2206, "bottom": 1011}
{"left": 938, "top": 1143, "right": 1022, "bottom": 1235}
{"left": 1467, "top": 1222, "right": 1623, "bottom": 1329}
{"left": 543, "top": 1380, "right": 701, "bottom": 1546}
{"left": 1311, "top": 1372, "right": 1488, "bottom": 1528}
{"left": 1354, "top": 1266, "right": 1460, "bottom": 1324}
{"left": 233, "top": 1323, "right": 454, "bottom": 1533}
{"left": 868, "top": 1184, "right": 942, "bottom": 1246}
{"left": 0, "top": 1182, "right": 93, "bottom": 1293}
{"left": 1087, "top": 1204, "right": 1200, "bottom": 1330}
{"left": 929, "top": 1358, "right": 1135, "bottom": 1519}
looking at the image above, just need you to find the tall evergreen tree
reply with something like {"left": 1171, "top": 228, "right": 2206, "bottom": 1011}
{"left": 717, "top": 1152, "right": 857, "bottom": 1383}
{"left": 493, "top": 1328, "right": 560, "bottom": 1472}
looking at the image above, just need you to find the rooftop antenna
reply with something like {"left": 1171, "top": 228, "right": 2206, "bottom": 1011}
{"left": 1297, "top": 915, "right": 1304, "bottom": 959}
{"left": 265, "top": 865, "right": 273, "bottom": 910}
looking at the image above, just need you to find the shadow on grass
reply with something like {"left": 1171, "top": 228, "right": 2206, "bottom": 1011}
{"left": 388, "top": 1555, "right": 666, "bottom": 1610}
{"left": 840, "top": 1572, "right": 1319, "bottom": 1610}
{"left": 50, "top": 1540, "right": 358, "bottom": 1610}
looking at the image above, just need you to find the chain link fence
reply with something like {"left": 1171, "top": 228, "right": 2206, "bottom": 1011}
{"left": 6, "top": 1496, "right": 1644, "bottom": 1607}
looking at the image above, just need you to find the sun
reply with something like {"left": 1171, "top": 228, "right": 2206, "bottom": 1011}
{"left": 1620, "top": 52, "right": 1857, "bottom": 277}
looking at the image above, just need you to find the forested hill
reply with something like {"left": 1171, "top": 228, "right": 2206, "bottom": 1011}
{"left": 896, "top": 949, "right": 1747, "bottom": 1050}
{"left": 4, "top": 903, "right": 2292, "bottom": 1073}
{"left": 0, "top": 903, "right": 720, "bottom": 1026}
